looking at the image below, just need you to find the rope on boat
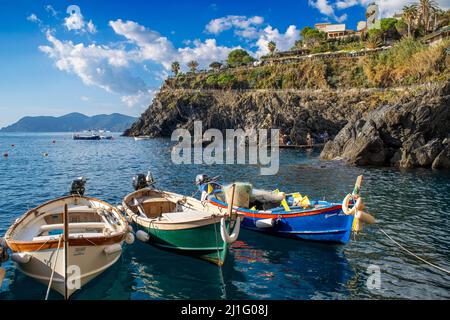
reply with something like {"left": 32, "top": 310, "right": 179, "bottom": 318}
{"left": 212, "top": 215, "right": 227, "bottom": 299}
{"left": 379, "top": 228, "right": 450, "bottom": 275}
{"left": 45, "top": 234, "right": 63, "bottom": 300}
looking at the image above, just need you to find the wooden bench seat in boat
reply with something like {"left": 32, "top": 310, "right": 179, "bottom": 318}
{"left": 44, "top": 211, "right": 103, "bottom": 224}
{"left": 39, "top": 222, "right": 106, "bottom": 233}
{"left": 32, "top": 232, "right": 107, "bottom": 242}
{"left": 134, "top": 197, "right": 177, "bottom": 219}
{"left": 160, "top": 211, "right": 212, "bottom": 223}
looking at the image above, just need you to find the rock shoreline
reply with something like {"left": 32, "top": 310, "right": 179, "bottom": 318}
{"left": 125, "top": 82, "right": 450, "bottom": 169}
{"left": 320, "top": 82, "right": 450, "bottom": 169}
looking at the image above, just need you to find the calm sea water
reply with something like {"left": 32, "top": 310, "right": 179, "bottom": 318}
{"left": 0, "top": 132, "right": 449, "bottom": 300}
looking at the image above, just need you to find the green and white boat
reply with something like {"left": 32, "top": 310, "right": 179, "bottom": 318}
{"left": 121, "top": 173, "right": 241, "bottom": 266}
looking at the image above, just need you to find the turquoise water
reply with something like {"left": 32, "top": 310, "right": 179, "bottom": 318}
{"left": 0, "top": 132, "right": 449, "bottom": 300}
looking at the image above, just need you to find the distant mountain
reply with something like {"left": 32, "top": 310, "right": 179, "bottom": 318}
{"left": 0, "top": 113, "right": 137, "bottom": 132}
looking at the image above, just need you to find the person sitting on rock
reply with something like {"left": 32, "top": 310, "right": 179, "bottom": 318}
{"left": 306, "top": 132, "right": 314, "bottom": 147}
{"left": 323, "top": 131, "right": 329, "bottom": 143}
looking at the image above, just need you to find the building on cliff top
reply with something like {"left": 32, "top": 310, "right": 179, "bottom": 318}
{"left": 315, "top": 22, "right": 365, "bottom": 40}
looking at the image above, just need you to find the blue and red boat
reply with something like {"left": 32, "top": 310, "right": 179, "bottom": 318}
{"left": 196, "top": 175, "right": 374, "bottom": 244}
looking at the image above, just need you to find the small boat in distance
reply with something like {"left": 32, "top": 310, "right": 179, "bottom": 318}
{"left": 134, "top": 136, "right": 152, "bottom": 141}
{"left": 196, "top": 175, "right": 375, "bottom": 244}
{"left": 121, "top": 172, "right": 242, "bottom": 266}
{"left": 99, "top": 130, "right": 113, "bottom": 140}
{"left": 73, "top": 131, "right": 101, "bottom": 140}
{"left": 3, "top": 178, "right": 133, "bottom": 299}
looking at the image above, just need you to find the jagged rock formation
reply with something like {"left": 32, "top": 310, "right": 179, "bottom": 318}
{"left": 124, "top": 88, "right": 410, "bottom": 144}
{"left": 125, "top": 39, "right": 450, "bottom": 169}
{"left": 320, "top": 82, "right": 450, "bottom": 169}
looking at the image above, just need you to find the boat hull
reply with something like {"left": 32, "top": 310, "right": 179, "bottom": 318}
{"left": 73, "top": 136, "right": 101, "bottom": 140}
{"left": 241, "top": 209, "right": 353, "bottom": 244}
{"left": 209, "top": 198, "right": 354, "bottom": 244}
{"left": 135, "top": 219, "right": 229, "bottom": 266}
{"left": 14, "top": 242, "right": 124, "bottom": 298}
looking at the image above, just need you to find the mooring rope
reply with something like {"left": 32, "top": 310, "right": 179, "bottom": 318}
{"left": 379, "top": 228, "right": 450, "bottom": 275}
{"left": 212, "top": 215, "right": 227, "bottom": 299}
{"left": 45, "top": 234, "right": 63, "bottom": 300}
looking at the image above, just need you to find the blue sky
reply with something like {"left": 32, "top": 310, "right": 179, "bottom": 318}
{"left": 0, "top": 0, "right": 448, "bottom": 127}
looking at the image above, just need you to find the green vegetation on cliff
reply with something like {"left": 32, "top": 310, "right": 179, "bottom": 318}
{"left": 166, "top": 39, "right": 449, "bottom": 91}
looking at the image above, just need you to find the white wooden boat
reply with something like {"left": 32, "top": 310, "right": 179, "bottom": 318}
{"left": 4, "top": 181, "right": 133, "bottom": 299}
{"left": 134, "top": 136, "right": 152, "bottom": 141}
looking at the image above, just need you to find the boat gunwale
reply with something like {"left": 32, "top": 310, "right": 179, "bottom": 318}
{"left": 209, "top": 196, "right": 343, "bottom": 219}
{"left": 122, "top": 188, "right": 230, "bottom": 230}
{"left": 5, "top": 195, "right": 128, "bottom": 251}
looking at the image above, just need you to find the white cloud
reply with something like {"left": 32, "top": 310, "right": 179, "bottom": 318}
{"left": 177, "top": 39, "right": 237, "bottom": 68}
{"left": 45, "top": 5, "right": 58, "bottom": 17}
{"left": 205, "top": 15, "right": 264, "bottom": 39}
{"left": 80, "top": 96, "right": 90, "bottom": 101}
{"left": 110, "top": 19, "right": 237, "bottom": 70}
{"left": 255, "top": 25, "right": 300, "bottom": 57}
{"left": 335, "top": 0, "right": 361, "bottom": 10}
{"left": 64, "top": 12, "right": 84, "bottom": 31}
{"left": 64, "top": 11, "right": 97, "bottom": 34}
{"left": 38, "top": 19, "right": 240, "bottom": 107}
{"left": 86, "top": 20, "right": 97, "bottom": 34}
{"left": 39, "top": 31, "right": 147, "bottom": 95}
{"left": 121, "top": 90, "right": 154, "bottom": 108}
{"left": 308, "top": 0, "right": 348, "bottom": 22}
{"left": 310, "top": 0, "right": 449, "bottom": 21}
{"left": 27, "top": 13, "right": 41, "bottom": 24}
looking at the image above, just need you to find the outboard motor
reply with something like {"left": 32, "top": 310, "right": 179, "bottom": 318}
{"left": 133, "top": 174, "right": 148, "bottom": 191}
{"left": 70, "top": 177, "right": 87, "bottom": 196}
{"left": 195, "top": 174, "right": 210, "bottom": 186}
{"left": 146, "top": 171, "right": 156, "bottom": 187}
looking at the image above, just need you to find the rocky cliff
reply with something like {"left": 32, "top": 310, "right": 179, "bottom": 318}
{"left": 125, "top": 39, "right": 450, "bottom": 169}
{"left": 321, "top": 82, "right": 450, "bottom": 169}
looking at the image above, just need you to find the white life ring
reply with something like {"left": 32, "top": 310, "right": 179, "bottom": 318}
{"left": 342, "top": 194, "right": 375, "bottom": 232}
{"left": 220, "top": 217, "right": 241, "bottom": 244}
{"left": 342, "top": 194, "right": 361, "bottom": 215}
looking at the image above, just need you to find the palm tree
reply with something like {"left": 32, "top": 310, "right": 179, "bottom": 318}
{"left": 171, "top": 61, "right": 180, "bottom": 76}
{"left": 268, "top": 41, "right": 277, "bottom": 55}
{"left": 209, "top": 61, "right": 222, "bottom": 71}
{"left": 187, "top": 60, "right": 199, "bottom": 73}
{"left": 366, "top": 30, "right": 383, "bottom": 49}
{"left": 403, "top": 5, "right": 418, "bottom": 37}
{"left": 418, "top": 0, "right": 439, "bottom": 33}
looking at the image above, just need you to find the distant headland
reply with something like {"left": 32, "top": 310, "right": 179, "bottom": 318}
{"left": 0, "top": 112, "right": 137, "bottom": 132}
